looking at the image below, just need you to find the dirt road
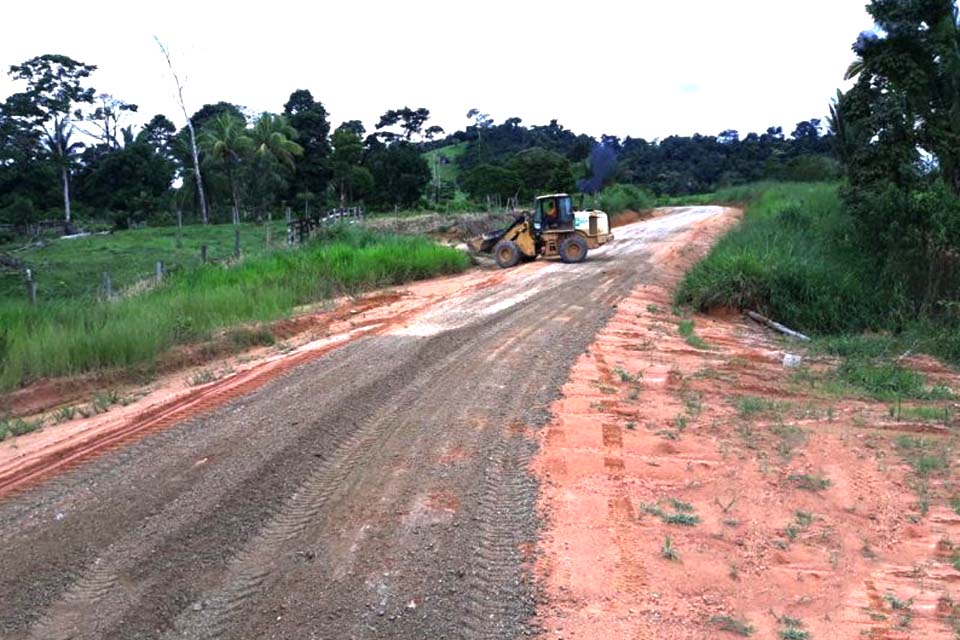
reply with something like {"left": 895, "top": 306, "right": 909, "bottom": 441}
{"left": 0, "top": 207, "right": 731, "bottom": 640}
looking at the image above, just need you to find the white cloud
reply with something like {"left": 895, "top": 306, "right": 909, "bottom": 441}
{"left": 0, "top": 0, "right": 873, "bottom": 140}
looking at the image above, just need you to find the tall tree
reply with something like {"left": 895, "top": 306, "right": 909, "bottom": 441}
{"left": 330, "top": 122, "right": 371, "bottom": 205}
{"left": 199, "top": 112, "right": 251, "bottom": 221}
{"left": 283, "top": 89, "right": 332, "bottom": 201}
{"left": 376, "top": 107, "right": 431, "bottom": 141}
{"left": 250, "top": 113, "right": 302, "bottom": 167}
{"left": 84, "top": 93, "right": 138, "bottom": 149}
{"left": 6, "top": 54, "right": 97, "bottom": 225}
{"left": 844, "top": 0, "right": 960, "bottom": 195}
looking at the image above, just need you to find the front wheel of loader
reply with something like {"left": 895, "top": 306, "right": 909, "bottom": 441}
{"left": 494, "top": 240, "right": 522, "bottom": 269}
{"left": 559, "top": 235, "right": 589, "bottom": 264}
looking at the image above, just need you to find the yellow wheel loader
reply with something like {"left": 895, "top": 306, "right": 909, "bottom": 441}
{"left": 471, "top": 194, "right": 614, "bottom": 268}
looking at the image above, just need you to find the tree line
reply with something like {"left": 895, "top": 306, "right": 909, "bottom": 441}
{"left": 0, "top": 53, "right": 837, "bottom": 230}
{"left": 830, "top": 0, "right": 960, "bottom": 316}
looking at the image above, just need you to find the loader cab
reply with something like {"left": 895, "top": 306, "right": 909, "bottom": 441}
{"left": 533, "top": 194, "right": 575, "bottom": 231}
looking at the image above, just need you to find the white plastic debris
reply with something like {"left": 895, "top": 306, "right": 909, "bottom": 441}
{"left": 782, "top": 353, "right": 803, "bottom": 368}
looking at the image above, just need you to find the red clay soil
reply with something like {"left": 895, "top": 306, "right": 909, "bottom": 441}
{"left": 534, "top": 215, "right": 960, "bottom": 638}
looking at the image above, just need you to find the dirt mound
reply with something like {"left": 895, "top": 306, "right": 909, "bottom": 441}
{"left": 364, "top": 211, "right": 517, "bottom": 242}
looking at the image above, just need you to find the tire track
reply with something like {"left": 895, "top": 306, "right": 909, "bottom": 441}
{"left": 461, "top": 430, "right": 538, "bottom": 639}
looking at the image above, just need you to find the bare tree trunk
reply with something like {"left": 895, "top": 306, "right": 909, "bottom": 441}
{"left": 156, "top": 37, "right": 209, "bottom": 225}
{"left": 187, "top": 121, "right": 208, "bottom": 225}
{"left": 61, "top": 165, "right": 71, "bottom": 225}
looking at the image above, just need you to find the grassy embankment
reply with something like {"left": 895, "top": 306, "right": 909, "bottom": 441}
{"left": 0, "top": 220, "right": 293, "bottom": 303}
{"left": 675, "top": 181, "right": 960, "bottom": 391}
{"left": 0, "top": 225, "right": 470, "bottom": 393}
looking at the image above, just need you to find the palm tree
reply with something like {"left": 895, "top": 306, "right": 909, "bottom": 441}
{"left": 199, "top": 113, "right": 251, "bottom": 222}
{"left": 249, "top": 113, "right": 303, "bottom": 168}
{"left": 43, "top": 118, "right": 85, "bottom": 227}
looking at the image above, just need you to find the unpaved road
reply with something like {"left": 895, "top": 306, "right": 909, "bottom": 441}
{"left": 0, "top": 207, "right": 729, "bottom": 640}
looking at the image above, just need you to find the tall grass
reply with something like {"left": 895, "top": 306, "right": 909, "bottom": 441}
{"left": 674, "top": 181, "right": 960, "bottom": 366}
{"left": 0, "top": 226, "right": 469, "bottom": 390}
{"left": 675, "top": 183, "right": 894, "bottom": 333}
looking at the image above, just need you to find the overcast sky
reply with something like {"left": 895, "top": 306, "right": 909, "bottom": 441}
{"left": 0, "top": 1, "right": 874, "bottom": 141}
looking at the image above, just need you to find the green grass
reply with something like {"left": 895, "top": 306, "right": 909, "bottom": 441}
{"left": 0, "top": 226, "right": 470, "bottom": 390}
{"left": 708, "top": 615, "right": 754, "bottom": 636}
{"left": 890, "top": 404, "right": 951, "bottom": 422}
{"left": 735, "top": 395, "right": 787, "bottom": 418}
{"left": 422, "top": 142, "right": 468, "bottom": 185}
{"left": 777, "top": 616, "right": 809, "bottom": 640}
{"left": 0, "top": 220, "right": 292, "bottom": 303}
{"left": 676, "top": 182, "right": 889, "bottom": 334}
{"left": 834, "top": 360, "right": 953, "bottom": 401}
{"left": 642, "top": 500, "right": 701, "bottom": 526}
{"left": 675, "top": 181, "right": 960, "bottom": 368}
{"left": 661, "top": 535, "right": 680, "bottom": 561}
{"left": 0, "top": 416, "right": 44, "bottom": 440}
{"left": 895, "top": 436, "right": 950, "bottom": 477}
{"left": 678, "top": 319, "right": 710, "bottom": 349}
{"left": 787, "top": 473, "right": 831, "bottom": 491}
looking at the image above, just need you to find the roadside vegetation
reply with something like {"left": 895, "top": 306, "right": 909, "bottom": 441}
{"left": 0, "top": 220, "right": 290, "bottom": 302}
{"left": 678, "top": 1, "right": 960, "bottom": 372}
{"left": 0, "top": 226, "right": 469, "bottom": 391}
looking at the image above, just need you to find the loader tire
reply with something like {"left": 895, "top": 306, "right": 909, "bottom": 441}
{"left": 494, "top": 240, "right": 522, "bottom": 269}
{"left": 559, "top": 235, "right": 588, "bottom": 263}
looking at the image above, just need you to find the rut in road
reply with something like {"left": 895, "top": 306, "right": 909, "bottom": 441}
{"left": 0, "top": 208, "right": 726, "bottom": 640}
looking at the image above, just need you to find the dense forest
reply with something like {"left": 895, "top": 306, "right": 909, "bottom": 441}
{"left": 0, "top": 53, "right": 836, "bottom": 230}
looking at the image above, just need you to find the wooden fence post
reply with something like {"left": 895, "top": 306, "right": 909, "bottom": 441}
{"left": 176, "top": 208, "right": 183, "bottom": 248}
{"left": 102, "top": 272, "right": 112, "bottom": 299}
{"left": 201, "top": 244, "right": 208, "bottom": 263}
{"left": 234, "top": 227, "right": 241, "bottom": 257}
{"left": 24, "top": 269, "right": 37, "bottom": 305}
{"left": 155, "top": 261, "right": 163, "bottom": 284}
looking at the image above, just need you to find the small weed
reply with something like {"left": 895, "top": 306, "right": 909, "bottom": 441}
{"left": 728, "top": 563, "right": 740, "bottom": 580}
{"left": 692, "top": 367, "right": 725, "bottom": 380}
{"left": 674, "top": 415, "right": 688, "bottom": 431}
{"left": 678, "top": 319, "right": 710, "bottom": 350}
{"left": 188, "top": 370, "right": 218, "bottom": 387}
{"left": 92, "top": 390, "right": 119, "bottom": 414}
{"left": 737, "top": 423, "right": 757, "bottom": 449}
{"left": 625, "top": 421, "right": 637, "bottom": 430}
{"left": 895, "top": 436, "right": 949, "bottom": 477}
{"left": 226, "top": 327, "right": 276, "bottom": 349}
{"left": 683, "top": 390, "right": 702, "bottom": 417}
{"left": 0, "top": 417, "right": 44, "bottom": 441}
{"left": 614, "top": 367, "right": 638, "bottom": 383}
{"left": 771, "top": 422, "right": 807, "bottom": 459}
{"left": 788, "top": 473, "right": 831, "bottom": 491}
{"left": 735, "top": 396, "right": 786, "bottom": 418}
{"left": 647, "top": 304, "right": 662, "bottom": 314}
{"left": 883, "top": 591, "right": 913, "bottom": 611}
{"left": 54, "top": 405, "right": 77, "bottom": 423}
{"left": 708, "top": 614, "right": 753, "bottom": 636}
{"left": 777, "top": 616, "right": 809, "bottom": 640}
{"left": 783, "top": 510, "right": 814, "bottom": 544}
{"left": 661, "top": 535, "right": 680, "bottom": 561}
{"left": 642, "top": 500, "right": 701, "bottom": 526}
